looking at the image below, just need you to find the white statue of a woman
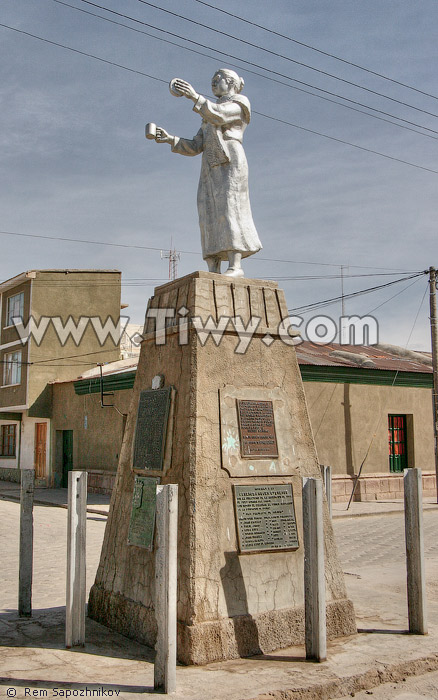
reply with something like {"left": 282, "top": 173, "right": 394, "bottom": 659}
{"left": 150, "top": 69, "right": 262, "bottom": 278}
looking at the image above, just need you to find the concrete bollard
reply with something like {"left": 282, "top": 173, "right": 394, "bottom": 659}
{"left": 66, "top": 471, "right": 87, "bottom": 648}
{"left": 320, "top": 465, "right": 332, "bottom": 518}
{"left": 154, "top": 484, "right": 178, "bottom": 693}
{"left": 404, "top": 468, "right": 427, "bottom": 634}
{"left": 19, "top": 469, "right": 35, "bottom": 618}
{"left": 302, "top": 477, "right": 327, "bottom": 662}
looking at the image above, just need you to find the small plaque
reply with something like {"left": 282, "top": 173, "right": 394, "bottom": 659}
{"left": 133, "top": 387, "right": 172, "bottom": 471}
{"left": 128, "top": 476, "right": 160, "bottom": 549}
{"left": 237, "top": 399, "right": 279, "bottom": 458}
{"left": 233, "top": 484, "right": 299, "bottom": 553}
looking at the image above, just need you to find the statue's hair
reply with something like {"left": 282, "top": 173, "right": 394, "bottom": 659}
{"left": 215, "top": 68, "right": 244, "bottom": 93}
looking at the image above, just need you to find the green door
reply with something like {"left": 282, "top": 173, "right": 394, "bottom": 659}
{"left": 61, "top": 430, "right": 73, "bottom": 488}
{"left": 388, "top": 415, "right": 407, "bottom": 473}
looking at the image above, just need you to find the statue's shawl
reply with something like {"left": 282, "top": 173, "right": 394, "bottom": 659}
{"left": 205, "top": 94, "right": 251, "bottom": 167}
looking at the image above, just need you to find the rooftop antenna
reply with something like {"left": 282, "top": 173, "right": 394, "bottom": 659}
{"left": 161, "top": 239, "right": 181, "bottom": 280}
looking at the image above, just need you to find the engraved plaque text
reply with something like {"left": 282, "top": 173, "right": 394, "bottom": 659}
{"left": 233, "top": 484, "right": 299, "bottom": 553}
{"left": 237, "top": 399, "right": 279, "bottom": 458}
{"left": 128, "top": 476, "right": 160, "bottom": 549}
{"left": 133, "top": 387, "right": 172, "bottom": 471}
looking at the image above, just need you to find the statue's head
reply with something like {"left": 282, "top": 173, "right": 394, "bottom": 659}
{"left": 212, "top": 69, "right": 245, "bottom": 96}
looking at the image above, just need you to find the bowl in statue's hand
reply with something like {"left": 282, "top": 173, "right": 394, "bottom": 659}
{"left": 169, "top": 78, "right": 184, "bottom": 97}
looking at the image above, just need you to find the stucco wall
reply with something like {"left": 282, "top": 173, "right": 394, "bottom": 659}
{"left": 304, "top": 381, "right": 434, "bottom": 475}
{"left": 51, "top": 380, "right": 132, "bottom": 483}
{"left": 28, "top": 271, "right": 121, "bottom": 412}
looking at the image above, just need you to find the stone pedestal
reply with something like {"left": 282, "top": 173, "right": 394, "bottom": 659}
{"left": 88, "top": 271, "right": 356, "bottom": 664}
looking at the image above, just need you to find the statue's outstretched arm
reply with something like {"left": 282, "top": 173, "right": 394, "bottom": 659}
{"left": 155, "top": 127, "right": 175, "bottom": 145}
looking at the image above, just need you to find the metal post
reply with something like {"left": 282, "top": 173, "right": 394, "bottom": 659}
{"left": 429, "top": 267, "right": 438, "bottom": 503}
{"left": 404, "top": 468, "right": 427, "bottom": 634}
{"left": 320, "top": 465, "right": 332, "bottom": 518}
{"left": 154, "top": 484, "right": 178, "bottom": 693}
{"left": 66, "top": 471, "right": 87, "bottom": 648}
{"left": 19, "top": 469, "right": 35, "bottom": 617}
{"left": 302, "top": 477, "right": 327, "bottom": 661}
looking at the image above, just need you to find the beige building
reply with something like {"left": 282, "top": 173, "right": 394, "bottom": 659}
{"left": 296, "top": 343, "right": 435, "bottom": 501}
{"left": 0, "top": 269, "right": 122, "bottom": 486}
{"left": 0, "top": 269, "right": 434, "bottom": 499}
{"left": 47, "top": 341, "right": 435, "bottom": 501}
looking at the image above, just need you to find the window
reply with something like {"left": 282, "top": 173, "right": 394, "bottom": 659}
{"left": 388, "top": 415, "right": 407, "bottom": 472}
{"left": 6, "top": 292, "right": 24, "bottom": 327}
{"left": 3, "top": 350, "right": 22, "bottom": 386}
{"left": 0, "top": 424, "right": 17, "bottom": 457}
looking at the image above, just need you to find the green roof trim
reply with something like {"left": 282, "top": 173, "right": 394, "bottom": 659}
{"left": 73, "top": 363, "right": 433, "bottom": 395}
{"left": 0, "top": 412, "right": 23, "bottom": 421}
{"left": 299, "top": 364, "right": 433, "bottom": 388}
{"left": 74, "top": 370, "right": 136, "bottom": 396}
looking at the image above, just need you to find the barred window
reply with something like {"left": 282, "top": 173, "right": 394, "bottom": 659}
{"left": 0, "top": 424, "right": 17, "bottom": 457}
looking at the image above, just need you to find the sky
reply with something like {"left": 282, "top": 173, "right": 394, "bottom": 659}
{"left": 0, "top": 0, "right": 437, "bottom": 350}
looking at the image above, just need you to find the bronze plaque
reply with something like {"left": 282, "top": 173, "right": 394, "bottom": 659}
{"left": 128, "top": 476, "right": 160, "bottom": 549}
{"left": 233, "top": 484, "right": 299, "bottom": 553}
{"left": 237, "top": 399, "right": 279, "bottom": 458}
{"left": 133, "top": 387, "right": 171, "bottom": 471}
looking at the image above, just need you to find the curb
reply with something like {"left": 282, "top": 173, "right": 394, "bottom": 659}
{"left": 333, "top": 504, "right": 438, "bottom": 520}
{"left": 248, "top": 652, "right": 438, "bottom": 700}
{"left": 0, "top": 493, "right": 108, "bottom": 517}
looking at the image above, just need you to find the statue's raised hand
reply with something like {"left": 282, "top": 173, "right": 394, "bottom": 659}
{"left": 155, "top": 126, "right": 174, "bottom": 144}
{"left": 172, "top": 79, "right": 199, "bottom": 102}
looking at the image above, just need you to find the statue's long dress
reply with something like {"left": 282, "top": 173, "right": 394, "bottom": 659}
{"left": 172, "top": 94, "right": 262, "bottom": 261}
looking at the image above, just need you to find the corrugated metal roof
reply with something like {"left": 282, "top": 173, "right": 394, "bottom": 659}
{"left": 62, "top": 342, "right": 432, "bottom": 384}
{"left": 296, "top": 341, "right": 432, "bottom": 374}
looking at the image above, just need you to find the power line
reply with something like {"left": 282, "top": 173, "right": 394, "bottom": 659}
{"left": 288, "top": 271, "right": 428, "bottom": 314}
{"left": 365, "top": 277, "right": 423, "bottom": 316}
{"left": 0, "top": 21, "right": 168, "bottom": 85}
{"left": 52, "top": 0, "right": 438, "bottom": 142}
{"left": 132, "top": 0, "right": 438, "bottom": 119}
{"left": 192, "top": 0, "right": 438, "bottom": 103}
{"left": 70, "top": 0, "right": 438, "bottom": 134}
{"left": 0, "top": 230, "right": 423, "bottom": 272}
{"left": 2, "top": 20, "right": 437, "bottom": 174}
{"left": 254, "top": 111, "right": 438, "bottom": 175}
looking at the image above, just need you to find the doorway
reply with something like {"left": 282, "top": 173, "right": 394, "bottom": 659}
{"left": 34, "top": 423, "right": 47, "bottom": 478}
{"left": 61, "top": 430, "right": 74, "bottom": 488}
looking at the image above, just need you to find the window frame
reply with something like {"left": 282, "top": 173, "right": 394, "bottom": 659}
{"left": 388, "top": 414, "right": 408, "bottom": 473}
{"left": 5, "top": 292, "right": 24, "bottom": 328}
{"left": 2, "top": 349, "right": 22, "bottom": 386}
{"left": 0, "top": 424, "right": 17, "bottom": 457}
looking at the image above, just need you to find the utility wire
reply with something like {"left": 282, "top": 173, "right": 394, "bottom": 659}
{"left": 52, "top": 0, "right": 438, "bottom": 142}
{"left": 1, "top": 21, "right": 436, "bottom": 175}
{"left": 69, "top": 0, "right": 438, "bottom": 134}
{"left": 192, "top": 0, "right": 438, "bottom": 102}
{"left": 3, "top": 271, "right": 417, "bottom": 289}
{"left": 0, "top": 230, "right": 423, "bottom": 272}
{"left": 2, "top": 277, "right": 428, "bottom": 370}
{"left": 133, "top": 0, "right": 438, "bottom": 118}
{"left": 289, "top": 272, "right": 428, "bottom": 314}
{"left": 365, "top": 277, "right": 422, "bottom": 316}
{"left": 254, "top": 111, "right": 438, "bottom": 175}
{"left": 0, "top": 21, "right": 168, "bottom": 85}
